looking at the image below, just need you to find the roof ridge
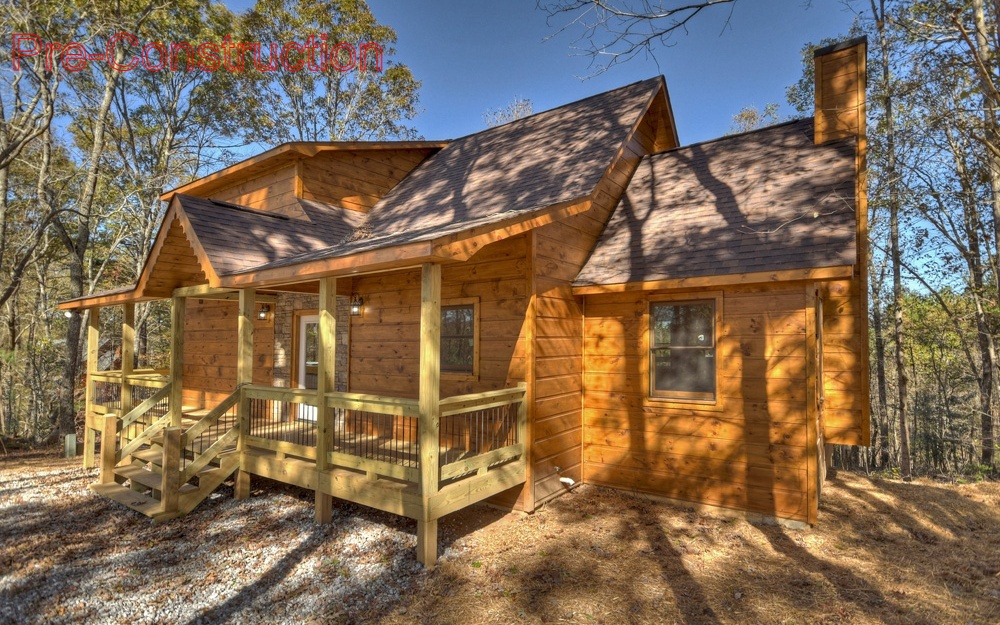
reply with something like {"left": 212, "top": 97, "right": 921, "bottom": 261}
{"left": 648, "top": 117, "right": 815, "bottom": 157}
{"left": 447, "top": 76, "right": 664, "bottom": 142}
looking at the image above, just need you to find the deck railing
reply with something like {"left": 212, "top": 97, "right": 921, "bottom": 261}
{"left": 95, "top": 381, "right": 527, "bottom": 500}
{"left": 438, "top": 385, "right": 527, "bottom": 481}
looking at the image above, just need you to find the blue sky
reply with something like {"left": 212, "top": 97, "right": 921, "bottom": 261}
{"left": 226, "top": 0, "right": 862, "bottom": 144}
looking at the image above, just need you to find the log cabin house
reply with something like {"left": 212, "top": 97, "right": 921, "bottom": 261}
{"left": 59, "top": 39, "right": 870, "bottom": 567}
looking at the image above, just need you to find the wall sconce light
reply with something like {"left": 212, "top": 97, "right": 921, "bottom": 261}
{"left": 350, "top": 294, "right": 364, "bottom": 316}
{"left": 257, "top": 303, "right": 271, "bottom": 320}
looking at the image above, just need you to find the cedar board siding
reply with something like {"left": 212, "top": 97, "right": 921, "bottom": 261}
{"left": 820, "top": 278, "right": 867, "bottom": 445}
{"left": 207, "top": 150, "right": 435, "bottom": 216}
{"left": 210, "top": 164, "right": 299, "bottom": 216}
{"left": 582, "top": 284, "right": 816, "bottom": 523}
{"left": 300, "top": 150, "right": 434, "bottom": 212}
{"left": 528, "top": 100, "right": 666, "bottom": 506}
{"left": 181, "top": 298, "right": 274, "bottom": 408}
{"left": 142, "top": 218, "right": 208, "bottom": 298}
{"left": 348, "top": 234, "right": 530, "bottom": 399}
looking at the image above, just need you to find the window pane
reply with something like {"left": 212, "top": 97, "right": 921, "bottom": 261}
{"left": 441, "top": 338, "right": 474, "bottom": 372}
{"left": 651, "top": 301, "right": 716, "bottom": 398}
{"left": 441, "top": 305, "right": 475, "bottom": 373}
{"left": 652, "top": 347, "right": 716, "bottom": 395}
{"left": 651, "top": 302, "right": 713, "bottom": 348}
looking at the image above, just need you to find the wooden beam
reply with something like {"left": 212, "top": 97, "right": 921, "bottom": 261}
{"left": 235, "top": 288, "right": 255, "bottom": 501}
{"left": 121, "top": 303, "right": 134, "bottom": 416}
{"left": 169, "top": 297, "right": 185, "bottom": 428}
{"left": 418, "top": 262, "right": 441, "bottom": 568}
{"left": 172, "top": 284, "right": 235, "bottom": 298}
{"left": 571, "top": 266, "right": 856, "bottom": 296}
{"left": 315, "top": 277, "right": 337, "bottom": 523}
{"left": 84, "top": 308, "right": 100, "bottom": 469}
{"left": 219, "top": 241, "right": 441, "bottom": 289}
{"left": 160, "top": 426, "right": 182, "bottom": 515}
{"left": 805, "top": 284, "right": 820, "bottom": 526}
{"left": 98, "top": 413, "right": 117, "bottom": 484}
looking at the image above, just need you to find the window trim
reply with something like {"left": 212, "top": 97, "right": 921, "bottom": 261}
{"left": 440, "top": 296, "right": 479, "bottom": 380}
{"left": 644, "top": 291, "right": 723, "bottom": 409}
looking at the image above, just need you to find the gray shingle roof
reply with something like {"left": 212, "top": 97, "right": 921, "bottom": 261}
{"left": 575, "top": 119, "right": 858, "bottom": 287}
{"left": 177, "top": 195, "right": 365, "bottom": 276}
{"left": 231, "top": 78, "right": 664, "bottom": 274}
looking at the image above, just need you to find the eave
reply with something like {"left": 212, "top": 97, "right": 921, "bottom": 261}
{"left": 571, "top": 265, "right": 855, "bottom": 295}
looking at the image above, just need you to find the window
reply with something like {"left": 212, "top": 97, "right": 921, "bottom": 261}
{"left": 650, "top": 299, "right": 716, "bottom": 400}
{"left": 441, "top": 301, "right": 478, "bottom": 375}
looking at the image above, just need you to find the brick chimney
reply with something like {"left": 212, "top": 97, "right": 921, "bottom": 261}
{"left": 813, "top": 37, "right": 867, "bottom": 145}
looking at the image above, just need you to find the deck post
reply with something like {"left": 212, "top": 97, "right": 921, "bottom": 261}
{"left": 315, "top": 277, "right": 337, "bottom": 523}
{"left": 98, "top": 413, "right": 117, "bottom": 484}
{"left": 121, "top": 302, "right": 135, "bottom": 418}
{"left": 83, "top": 308, "right": 100, "bottom": 469}
{"left": 417, "top": 262, "right": 441, "bottom": 568}
{"left": 169, "top": 297, "right": 185, "bottom": 428}
{"left": 235, "top": 288, "right": 255, "bottom": 501}
{"left": 160, "top": 426, "right": 182, "bottom": 515}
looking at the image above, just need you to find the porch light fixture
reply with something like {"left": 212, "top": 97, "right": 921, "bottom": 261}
{"left": 257, "top": 303, "right": 271, "bottom": 320}
{"left": 350, "top": 294, "right": 364, "bottom": 316}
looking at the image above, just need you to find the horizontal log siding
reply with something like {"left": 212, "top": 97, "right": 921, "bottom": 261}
{"left": 300, "top": 150, "right": 432, "bottom": 212}
{"left": 210, "top": 164, "right": 299, "bottom": 216}
{"left": 528, "top": 114, "right": 658, "bottom": 507}
{"left": 182, "top": 298, "right": 274, "bottom": 408}
{"left": 820, "top": 278, "right": 867, "bottom": 445}
{"left": 582, "top": 284, "right": 814, "bottom": 523}
{"left": 348, "top": 234, "right": 529, "bottom": 399}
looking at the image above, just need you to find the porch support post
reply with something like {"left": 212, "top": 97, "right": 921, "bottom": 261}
{"left": 83, "top": 307, "right": 100, "bottom": 469}
{"left": 417, "top": 262, "right": 441, "bottom": 568}
{"left": 314, "top": 277, "right": 337, "bottom": 523}
{"left": 121, "top": 303, "right": 135, "bottom": 417}
{"left": 169, "top": 297, "right": 185, "bottom": 428}
{"left": 235, "top": 288, "right": 255, "bottom": 501}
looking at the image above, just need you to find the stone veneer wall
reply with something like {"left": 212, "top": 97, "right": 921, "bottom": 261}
{"left": 272, "top": 293, "right": 349, "bottom": 392}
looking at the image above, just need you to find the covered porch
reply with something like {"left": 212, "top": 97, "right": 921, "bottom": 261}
{"left": 73, "top": 265, "right": 527, "bottom": 567}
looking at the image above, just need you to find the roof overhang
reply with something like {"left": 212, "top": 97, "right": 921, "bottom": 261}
{"left": 571, "top": 265, "right": 855, "bottom": 295}
{"left": 219, "top": 195, "right": 595, "bottom": 289}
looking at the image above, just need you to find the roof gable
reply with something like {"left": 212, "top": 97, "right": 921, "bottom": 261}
{"left": 356, "top": 78, "right": 666, "bottom": 239}
{"left": 575, "top": 119, "right": 858, "bottom": 288}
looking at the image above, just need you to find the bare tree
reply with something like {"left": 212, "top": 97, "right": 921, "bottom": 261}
{"left": 541, "top": 0, "right": 738, "bottom": 74}
{"left": 483, "top": 96, "right": 534, "bottom": 128}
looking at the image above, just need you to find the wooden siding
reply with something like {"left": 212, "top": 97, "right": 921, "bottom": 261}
{"left": 582, "top": 284, "right": 817, "bottom": 523}
{"left": 210, "top": 164, "right": 299, "bottom": 216}
{"left": 300, "top": 150, "right": 432, "bottom": 212}
{"left": 815, "top": 41, "right": 866, "bottom": 146}
{"left": 181, "top": 298, "right": 274, "bottom": 407}
{"left": 347, "top": 234, "right": 530, "bottom": 399}
{"left": 142, "top": 218, "right": 208, "bottom": 298}
{"left": 820, "top": 278, "right": 867, "bottom": 445}
{"left": 527, "top": 90, "right": 672, "bottom": 507}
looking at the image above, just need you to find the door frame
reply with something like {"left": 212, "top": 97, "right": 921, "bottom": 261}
{"left": 290, "top": 309, "right": 319, "bottom": 392}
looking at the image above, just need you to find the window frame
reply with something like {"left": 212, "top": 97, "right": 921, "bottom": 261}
{"left": 440, "top": 296, "right": 480, "bottom": 380}
{"left": 645, "top": 292, "right": 723, "bottom": 407}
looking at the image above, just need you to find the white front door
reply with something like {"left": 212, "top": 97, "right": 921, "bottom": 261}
{"left": 297, "top": 314, "right": 319, "bottom": 421}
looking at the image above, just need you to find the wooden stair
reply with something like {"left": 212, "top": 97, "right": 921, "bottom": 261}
{"left": 91, "top": 402, "right": 241, "bottom": 522}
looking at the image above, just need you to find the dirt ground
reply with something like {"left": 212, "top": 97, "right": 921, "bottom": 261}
{"left": 1, "top": 449, "right": 998, "bottom": 625}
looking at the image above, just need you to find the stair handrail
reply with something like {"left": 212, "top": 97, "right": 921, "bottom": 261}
{"left": 181, "top": 389, "right": 240, "bottom": 447}
{"left": 178, "top": 388, "right": 242, "bottom": 485}
{"left": 119, "top": 384, "right": 171, "bottom": 432}
{"left": 118, "top": 413, "right": 172, "bottom": 461}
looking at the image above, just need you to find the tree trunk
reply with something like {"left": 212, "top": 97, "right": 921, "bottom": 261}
{"left": 972, "top": 0, "right": 998, "bottom": 467}
{"left": 873, "top": 0, "right": 912, "bottom": 479}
